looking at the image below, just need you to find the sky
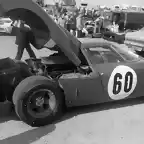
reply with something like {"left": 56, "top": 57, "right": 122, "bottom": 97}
{"left": 76, "top": 0, "right": 144, "bottom": 7}
{"left": 43, "top": 0, "right": 144, "bottom": 7}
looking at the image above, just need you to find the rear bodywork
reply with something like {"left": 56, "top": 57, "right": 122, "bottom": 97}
{"left": 0, "top": 58, "right": 32, "bottom": 102}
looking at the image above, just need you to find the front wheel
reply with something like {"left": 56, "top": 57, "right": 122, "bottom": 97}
{"left": 12, "top": 76, "right": 65, "bottom": 127}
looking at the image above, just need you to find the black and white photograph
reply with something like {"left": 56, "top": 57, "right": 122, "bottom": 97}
{"left": 0, "top": 0, "right": 144, "bottom": 143}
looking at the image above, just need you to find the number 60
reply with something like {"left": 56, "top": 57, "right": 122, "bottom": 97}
{"left": 113, "top": 72, "right": 133, "bottom": 95}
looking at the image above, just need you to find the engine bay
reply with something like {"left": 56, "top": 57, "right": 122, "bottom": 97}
{"left": 25, "top": 57, "right": 90, "bottom": 80}
{"left": 25, "top": 53, "right": 92, "bottom": 80}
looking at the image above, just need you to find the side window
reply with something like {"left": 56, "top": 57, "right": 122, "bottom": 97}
{"left": 86, "top": 48, "right": 104, "bottom": 64}
{"left": 100, "top": 50, "right": 122, "bottom": 63}
{"left": 90, "top": 51, "right": 104, "bottom": 64}
{"left": 86, "top": 47, "right": 122, "bottom": 64}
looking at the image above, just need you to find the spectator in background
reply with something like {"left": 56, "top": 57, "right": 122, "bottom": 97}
{"left": 55, "top": 2, "right": 62, "bottom": 15}
{"left": 52, "top": 14, "right": 58, "bottom": 23}
{"left": 93, "top": 14, "right": 104, "bottom": 34}
{"left": 66, "top": 14, "right": 72, "bottom": 32}
{"left": 76, "top": 9, "right": 84, "bottom": 38}
{"left": 111, "top": 14, "right": 120, "bottom": 33}
{"left": 70, "top": 13, "right": 77, "bottom": 36}
{"left": 92, "top": 8, "right": 95, "bottom": 18}
{"left": 57, "top": 13, "right": 67, "bottom": 29}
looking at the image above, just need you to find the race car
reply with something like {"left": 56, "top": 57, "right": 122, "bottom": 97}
{"left": 1, "top": 0, "right": 144, "bottom": 127}
{"left": 124, "top": 28, "right": 144, "bottom": 48}
{"left": 102, "top": 27, "right": 144, "bottom": 57}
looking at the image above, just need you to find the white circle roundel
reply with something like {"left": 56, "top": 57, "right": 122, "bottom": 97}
{"left": 108, "top": 65, "right": 137, "bottom": 100}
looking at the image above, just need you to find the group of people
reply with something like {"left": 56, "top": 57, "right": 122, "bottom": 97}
{"left": 44, "top": 3, "right": 126, "bottom": 38}
{"left": 49, "top": 8, "right": 86, "bottom": 38}
{"left": 46, "top": 5, "right": 106, "bottom": 38}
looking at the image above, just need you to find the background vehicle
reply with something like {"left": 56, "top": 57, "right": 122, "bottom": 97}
{"left": 103, "top": 10, "right": 144, "bottom": 31}
{"left": 124, "top": 28, "right": 144, "bottom": 57}
{"left": 0, "top": 17, "right": 12, "bottom": 34}
{"left": 102, "top": 10, "right": 144, "bottom": 43}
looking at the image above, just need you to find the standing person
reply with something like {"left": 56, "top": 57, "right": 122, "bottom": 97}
{"left": 112, "top": 14, "right": 120, "bottom": 32}
{"left": 91, "top": 8, "right": 95, "bottom": 18}
{"left": 12, "top": 19, "right": 37, "bottom": 60}
{"left": 70, "top": 13, "right": 77, "bottom": 36}
{"left": 54, "top": 15, "right": 58, "bottom": 23}
{"left": 93, "top": 14, "right": 104, "bottom": 34}
{"left": 76, "top": 9, "right": 84, "bottom": 38}
{"left": 57, "top": 13, "right": 67, "bottom": 29}
{"left": 12, "top": 19, "right": 63, "bottom": 61}
{"left": 66, "top": 14, "right": 72, "bottom": 32}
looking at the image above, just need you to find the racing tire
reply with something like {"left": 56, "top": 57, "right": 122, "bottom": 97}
{"left": 12, "top": 76, "right": 65, "bottom": 127}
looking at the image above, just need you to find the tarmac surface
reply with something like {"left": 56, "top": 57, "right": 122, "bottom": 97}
{"left": 0, "top": 36, "right": 144, "bottom": 144}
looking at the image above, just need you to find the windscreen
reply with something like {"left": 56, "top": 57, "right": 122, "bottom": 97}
{"left": 112, "top": 45, "right": 142, "bottom": 61}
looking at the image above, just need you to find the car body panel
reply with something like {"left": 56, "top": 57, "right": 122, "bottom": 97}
{"left": 0, "top": 0, "right": 82, "bottom": 66}
{"left": 125, "top": 29, "right": 144, "bottom": 48}
{"left": 59, "top": 72, "right": 105, "bottom": 107}
{"left": 59, "top": 39, "right": 144, "bottom": 107}
{"left": 96, "top": 62, "right": 144, "bottom": 100}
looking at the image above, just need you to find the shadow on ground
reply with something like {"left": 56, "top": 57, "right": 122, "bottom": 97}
{"left": 0, "top": 107, "right": 55, "bottom": 144}
{"left": 58, "top": 97, "right": 144, "bottom": 123}
{"left": 0, "top": 97, "right": 144, "bottom": 143}
{"left": 1, "top": 97, "right": 144, "bottom": 124}
{"left": 0, "top": 124, "right": 55, "bottom": 144}
{"left": 0, "top": 111, "right": 18, "bottom": 123}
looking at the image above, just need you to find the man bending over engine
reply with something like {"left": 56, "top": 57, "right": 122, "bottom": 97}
{"left": 12, "top": 19, "right": 63, "bottom": 60}
{"left": 12, "top": 19, "right": 37, "bottom": 60}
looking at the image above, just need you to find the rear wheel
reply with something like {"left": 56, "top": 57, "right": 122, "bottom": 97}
{"left": 12, "top": 76, "right": 65, "bottom": 127}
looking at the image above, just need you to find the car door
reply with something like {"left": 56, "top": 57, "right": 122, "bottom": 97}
{"left": 86, "top": 45, "right": 130, "bottom": 102}
{"left": 59, "top": 71, "right": 105, "bottom": 107}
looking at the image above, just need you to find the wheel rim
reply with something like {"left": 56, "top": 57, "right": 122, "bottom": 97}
{"left": 26, "top": 89, "right": 57, "bottom": 118}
